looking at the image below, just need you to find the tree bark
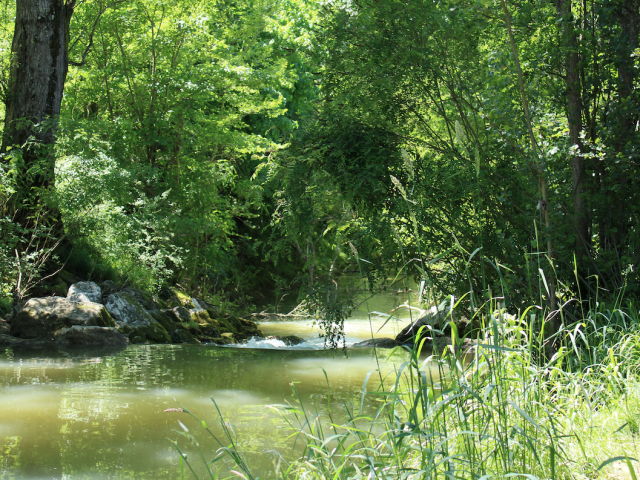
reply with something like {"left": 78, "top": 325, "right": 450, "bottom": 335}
{"left": 556, "top": 0, "right": 590, "bottom": 295}
{"left": 611, "top": 0, "right": 639, "bottom": 252}
{"left": 1, "top": 0, "right": 75, "bottom": 224}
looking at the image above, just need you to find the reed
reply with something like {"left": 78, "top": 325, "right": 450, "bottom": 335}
{"left": 172, "top": 291, "right": 640, "bottom": 479}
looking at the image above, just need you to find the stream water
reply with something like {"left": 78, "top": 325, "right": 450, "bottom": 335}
{"left": 0, "top": 281, "right": 430, "bottom": 479}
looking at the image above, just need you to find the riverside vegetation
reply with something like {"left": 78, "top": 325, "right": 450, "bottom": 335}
{"left": 1, "top": 0, "right": 640, "bottom": 478}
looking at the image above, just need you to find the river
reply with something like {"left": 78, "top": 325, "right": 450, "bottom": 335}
{"left": 0, "top": 281, "right": 432, "bottom": 479}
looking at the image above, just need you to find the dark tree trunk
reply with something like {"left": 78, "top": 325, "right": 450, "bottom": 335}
{"left": 602, "top": 0, "right": 639, "bottom": 285}
{"left": 1, "top": 0, "right": 75, "bottom": 225}
{"left": 557, "top": 0, "right": 590, "bottom": 294}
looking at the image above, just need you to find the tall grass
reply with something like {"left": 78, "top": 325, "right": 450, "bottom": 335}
{"left": 172, "top": 292, "right": 640, "bottom": 479}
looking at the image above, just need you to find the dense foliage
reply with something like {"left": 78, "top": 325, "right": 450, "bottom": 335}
{"left": 0, "top": 0, "right": 638, "bottom": 325}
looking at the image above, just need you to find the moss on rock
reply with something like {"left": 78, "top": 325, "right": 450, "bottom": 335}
{"left": 136, "top": 321, "right": 171, "bottom": 343}
{"left": 116, "top": 318, "right": 171, "bottom": 344}
{"left": 170, "top": 329, "right": 200, "bottom": 344}
{"left": 150, "top": 310, "right": 178, "bottom": 333}
{"left": 166, "top": 288, "right": 195, "bottom": 309}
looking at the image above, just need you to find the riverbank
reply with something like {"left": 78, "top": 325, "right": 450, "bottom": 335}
{"left": 0, "top": 270, "right": 262, "bottom": 348}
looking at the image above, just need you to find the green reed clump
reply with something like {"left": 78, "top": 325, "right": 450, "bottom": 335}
{"left": 260, "top": 305, "right": 640, "bottom": 479}
{"left": 173, "top": 297, "right": 640, "bottom": 479}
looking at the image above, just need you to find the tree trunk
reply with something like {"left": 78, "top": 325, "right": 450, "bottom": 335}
{"left": 611, "top": 0, "right": 639, "bottom": 254}
{"left": 556, "top": 0, "right": 590, "bottom": 295}
{"left": 1, "top": 0, "right": 75, "bottom": 225}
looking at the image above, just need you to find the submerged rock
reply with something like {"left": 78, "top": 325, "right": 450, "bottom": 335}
{"left": 67, "top": 281, "right": 102, "bottom": 304}
{"left": 11, "top": 297, "right": 115, "bottom": 339}
{"left": 55, "top": 326, "right": 129, "bottom": 347}
{"left": 265, "top": 335, "right": 305, "bottom": 346}
{"left": 352, "top": 338, "right": 400, "bottom": 348}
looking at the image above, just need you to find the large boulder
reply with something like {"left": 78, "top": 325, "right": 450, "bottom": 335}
{"left": 67, "top": 281, "right": 102, "bottom": 304}
{"left": 105, "top": 292, "right": 155, "bottom": 328}
{"left": 121, "top": 287, "right": 161, "bottom": 310}
{"left": 10, "top": 297, "right": 115, "bottom": 339}
{"left": 105, "top": 292, "right": 171, "bottom": 343}
{"left": 55, "top": 326, "right": 129, "bottom": 347}
{"left": 0, "top": 318, "right": 9, "bottom": 335}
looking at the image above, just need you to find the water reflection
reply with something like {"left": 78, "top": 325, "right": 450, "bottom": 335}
{"left": 0, "top": 344, "right": 418, "bottom": 479}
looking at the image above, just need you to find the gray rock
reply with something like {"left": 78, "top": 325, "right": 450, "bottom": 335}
{"left": 55, "top": 326, "right": 129, "bottom": 346}
{"left": 395, "top": 310, "right": 452, "bottom": 345}
{"left": 352, "top": 337, "right": 400, "bottom": 348}
{"left": 105, "top": 292, "right": 154, "bottom": 328}
{"left": 122, "top": 287, "right": 158, "bottom": 310}
{"left": 10, "top": 297, "right": 115, "bottom": 339}
{"left": 100, "top": 280, "right": 120, "bottom": 301}
{"left": 67, "top": 281, "right": 102, "bottom": 304}
{"left": 0, "top": 318, "right": 9, "bottom": 335}
{"left": 163, "top": 306, "right": 191, "bottom": 324}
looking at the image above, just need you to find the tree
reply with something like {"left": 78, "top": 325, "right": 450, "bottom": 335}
{"left": 1, "top": 0, "right": 76, "bottom": 226}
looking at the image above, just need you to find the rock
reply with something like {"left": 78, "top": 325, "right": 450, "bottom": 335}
{"left": 163, "top": 306, "right": 191, "bottom": 324}
{"left": 0, "top": 334, "right": 27, "bottom": 346}
{"left": 170, "top": 329, "right": 200, "bottom": 344}
{"left": 51, "top": 278, "right": 69, "bottom": 297}
{"left": 99, "top": 280, "right": 120, "bottom": 300}
{"left": 122, "top": 287, "right": 159, "bottom": 311}
{"left": 149, "top": 310, "right": 178, "bottom": 333}
{"left": 210, "top": 314, "right": 262, "bottom": 340}
{"left": 395, "top": 310, "right": 452, "bottom": 345}
{"left": 0, "top": 318, "right": 9, "bottom": 335}
{"left": 105, "top": 292, "right": 171, "bottom": 344}
{"left": 352, "top": 338, "right": 400, "bottom": 348}
{"left": 220, "top": 332, "right": 236, "bottom": 344}
{"left": 55, "top": 326, "right": 129, "bottom": 347}
{"left": 105, "top": 292, "right": 154, "bottom": 328}
{"left": 265, "top": 335, "right": 305, "bottom": 346}
{"left": 191, "top": 298, "right": 206, "bottom": 312}
{"left": 10, "top": 297, "right": 115, "bottom": 339}
{"left": 118, "top": 321, "right": 171, "bottom": 344}
{"left": 165, "top": 287, "right": 196, "bottom": 309}
{"left": 67, "top": 281, "right": 102, "bottom": 304}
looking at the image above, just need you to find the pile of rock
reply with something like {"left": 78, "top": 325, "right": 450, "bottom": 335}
{"left": 0, "top": 279, "right": 262, "bottom": 348}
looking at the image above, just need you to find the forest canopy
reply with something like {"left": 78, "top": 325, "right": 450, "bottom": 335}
{"left": 0, "top": 0, "right": 638, "bottom": 334}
